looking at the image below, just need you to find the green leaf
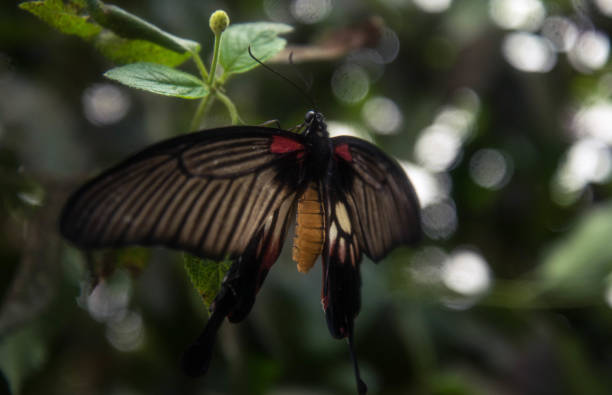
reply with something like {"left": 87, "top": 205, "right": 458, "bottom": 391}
{"left": 94, "top": 31, "right": 191, "bottom": 67}
{"left": 21, "top": 0, "right": 192, "bottom": 67}
{"left": 0, "top": 326, "right": 47, "bottom": 394}
{"left": 86, "top": 0, "right": 200, "bottom": 54}
{"left": 183, "top": 254, "right": 232, "bottom": 308}
{"left": 104, "top": 62, "right": 208, "bottom": 99}
{"left": 220, "top": 22, "right": 293, "bottom": 76}
{"left": 539, "top": 202, "right": 612, "bottom": 298}
{"left": 19, "top": 0, "right": 102, "bottom": 39}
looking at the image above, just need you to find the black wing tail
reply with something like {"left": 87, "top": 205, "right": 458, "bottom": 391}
{"left": 321, "top": 180, "right": 370, "bottom": 393}
{"left": 322, "top": 252, "right": 367, "bottom": 394}
{"left": 182, "top": 197, "right": 296, "bottom": 377}
{"left": 348, "top": 332, "right": 368, "bottom": 395}
{"left": 181, "top": 286, "right": 234, "bottom": 377}
{"left": 321, "top": 203, "right": 367, "bottom": 393}
{"left": 322, "top": 253, "right": 361, "bottom": 339}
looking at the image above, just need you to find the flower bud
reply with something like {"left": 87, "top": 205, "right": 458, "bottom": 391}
{"left": 209, "top": 10, "right": 229, "bottom": 35}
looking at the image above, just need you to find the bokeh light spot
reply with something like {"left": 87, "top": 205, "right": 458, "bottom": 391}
{"left": 346, "top": 49, "right": 385, "bottom": 81}
{"left": 572, "top": 101, "right": 612, "bottom": 143}
{"left": 605, "top": 281, "right": 612, "bottom": 308}
{"left": 409, "top": 246, "right": 447, "bottom": 284}
{"left": 469, "top": 148, "right": 513, "bottom": 190}
{"left": 489, "top": 0, "right": 546, "bottom": 31}
{"left": 595, "top": 0, "right": 612, "bottom": 17}
{"left": 376, "top": 27, "right": 400, "bottom": 64}
{"left": 413, "top": 0, "right": 453, "bottom": 14}
{"left": 569, "top": 31, "right": 610, "bottom": 72}
{"left": 106, "top": 311, "right": 145, "bottom": 352}
{"left": 415, "top": 124, "right": 462, "bottom": 172}
{"left": 327, "top": 120, "right": 371, "bottom": 141}
{"left": 82, "top": 83, "right": 130, "bottom": 126}
{"left": 421, "top": 199, "right": 458, "bottom": 239}
{"left": 331, "top": 64, "right": 370, "bottom": 104}
{"left": 290, "top": 0, "right": 332, "bottom": 24}
{"left": 17, "top": 191, "right": 43, "bottom": 206}
{"left": 502, "top": 32, "right": 556, "bottom": 73}
{"left": 87, "top": 276, "right": 130, "bottom": 323}
{"left": 541, "top": 16, "right": 578, "bottom": 52}
{"left": 264, "top": 0, "right": 292, "bottom": 22}
{"left": 401, "top": 161, "right": 452, "bottom": 208}
{"left": 362, "top": 96, "right": 402, "bottom": 135}
{"left": 552, "top": 138, "right": 612, "bottom": 204}
{"left": 442, "top": 249, "right": 491, "bottom": 295}
{"left": 434, "top": 106, "right": 475, "bottom": 140}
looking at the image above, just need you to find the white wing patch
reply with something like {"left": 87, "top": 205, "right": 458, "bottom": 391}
{"left": 327, "top": 208, "right": 361, "bottom": 268}
{"left": 335, "top": 201, "right": 352, "bottom": 233}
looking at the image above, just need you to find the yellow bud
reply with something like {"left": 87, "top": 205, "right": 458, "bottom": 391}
{"left": 209, "top": 10, "right": 229, "bottom": 35}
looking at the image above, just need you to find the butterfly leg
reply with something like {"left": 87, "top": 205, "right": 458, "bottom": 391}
{"left": 257, "top": 118, "right": 308, "bottom": 134}
{"left": 257, "top": 119, "right": 306, "bottom": 134}
{"left": 259, "top": 119, "right": 283, "bottom": 128}
{"left": 288, "top": 121, "right": 307, "bottom": 133}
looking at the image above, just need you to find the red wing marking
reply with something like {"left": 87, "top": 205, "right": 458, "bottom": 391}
{"left": 270, "top": 136, "right": 304, "bottom": 154}
{"left": 334, "top": 144, "right": 352, "bottom": 162}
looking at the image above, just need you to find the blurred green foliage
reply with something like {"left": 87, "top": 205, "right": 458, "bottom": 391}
{"left": 3, "top": 0, "right": 612, "bottom": 394}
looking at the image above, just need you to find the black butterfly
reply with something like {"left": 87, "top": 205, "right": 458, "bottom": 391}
{"left": 60, "top": 110, "right": 421, "bottom": 394}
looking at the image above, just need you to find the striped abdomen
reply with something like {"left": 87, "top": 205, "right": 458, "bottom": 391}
{"left": 292, "top": 183, "right": 324, "bottom": 273}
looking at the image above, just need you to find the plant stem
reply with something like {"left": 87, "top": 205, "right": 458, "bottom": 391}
{"left": 216, "top": 91, "right": 240, "bottom": 125}
{"left": 190, "top": 94, "right": 213, "bottom": 131}
{"left": 191, "top": 51, "right": 209, "bottom": 81}
{"left": 208, "top": 32, "right": 222, "bottom": 86}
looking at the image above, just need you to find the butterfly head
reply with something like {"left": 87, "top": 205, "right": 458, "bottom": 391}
{"left": 304, "top": 110, "right": 328, "bottom": 138}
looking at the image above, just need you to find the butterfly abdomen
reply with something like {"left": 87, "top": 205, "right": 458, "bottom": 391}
{"left": 292, "top": 183, "right": 324, "bottom": 273}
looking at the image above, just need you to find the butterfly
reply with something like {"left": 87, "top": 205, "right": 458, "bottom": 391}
{"left": 60, "top": 110, "right": 421, "bottom": 394}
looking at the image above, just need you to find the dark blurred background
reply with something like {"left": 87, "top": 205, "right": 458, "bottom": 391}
{"left": 3, "top": 0, "right": 612, "bottom": 394}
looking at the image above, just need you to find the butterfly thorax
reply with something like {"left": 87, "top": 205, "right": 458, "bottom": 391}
{"left": 302, "top": 110, "right": 332, "bottom": 180}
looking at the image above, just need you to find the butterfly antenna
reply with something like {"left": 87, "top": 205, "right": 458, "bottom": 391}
{"left": 348, "top": 332, "right": 368, "bottom": 394}
{"left": 248, "top": 45, "right": 317, "bottom": 110}
{"left": 288, "top": 52, "right": 315, "bottom": 98}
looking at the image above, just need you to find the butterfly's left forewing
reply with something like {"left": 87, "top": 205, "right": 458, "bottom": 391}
{"left": 61, "top": 127, "right": 308, "bottom": 262}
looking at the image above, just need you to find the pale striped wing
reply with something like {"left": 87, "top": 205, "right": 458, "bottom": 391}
{"left": 330, "top": 136, "right": 421, "bottom": 262}
{"left": 60, "top": 127, "right": 307, "bottom": 260}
